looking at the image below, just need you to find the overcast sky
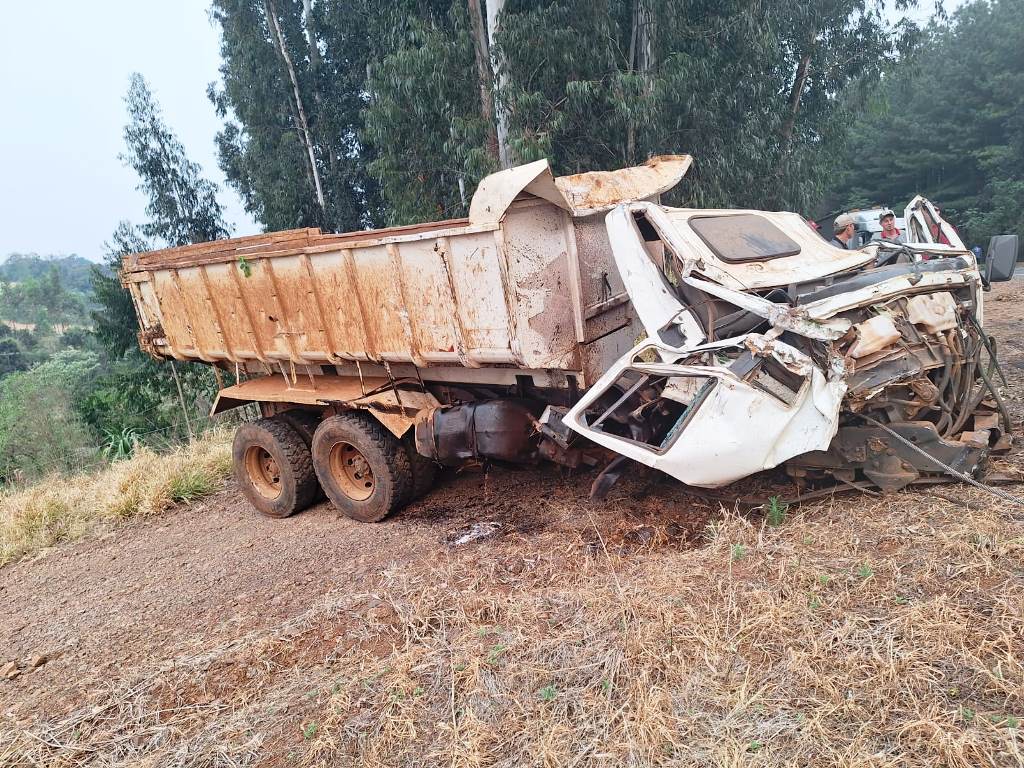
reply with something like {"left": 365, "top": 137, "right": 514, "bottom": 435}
{"left": 0, "top": 0, "right": 258, "bottom": 261}
{"left": 1, "top": 2, "right": 957, "bottom": 263}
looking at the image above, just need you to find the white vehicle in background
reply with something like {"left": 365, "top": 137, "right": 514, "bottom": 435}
{"left": 831, "top": 198, "right": 963, "bottom": 250}
{"left": 841, "top": 207, "right": 909, "bottom": 247}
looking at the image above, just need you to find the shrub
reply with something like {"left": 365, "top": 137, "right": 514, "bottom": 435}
{"left": 0, "top": 429, "right": 232, "bottom": 565}
{"left": 0, "top": 350, "right": 101, "bottom": 483}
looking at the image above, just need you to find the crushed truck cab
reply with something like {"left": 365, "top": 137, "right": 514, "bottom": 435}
{"left": 564, "top": 200, "right": 1011, "bottom": 492}
{"left": 124, "top": 156, "right": 1016, "bottom": 521}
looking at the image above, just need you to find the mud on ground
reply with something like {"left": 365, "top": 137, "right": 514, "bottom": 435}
{"left": 1, "top": 282, "right": 1023, "bottom": 766}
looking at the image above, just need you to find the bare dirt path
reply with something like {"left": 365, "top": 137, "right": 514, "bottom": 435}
{"left": 2, "top": 282, "right": 1022, "bottom": 766}
{"left": 0, "top": 448, "right": 716, "bottom": 719}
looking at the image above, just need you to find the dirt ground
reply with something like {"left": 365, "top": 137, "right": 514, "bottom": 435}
{"left": 2, "top": 281, "right": 1023, "bottom": 766}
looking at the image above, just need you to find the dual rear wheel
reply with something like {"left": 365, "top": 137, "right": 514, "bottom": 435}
{"left": 232, "top": 411, "right": 436, "bottom": 522}
{"left": 233, "top": 418, "right": 319, "bottom": 519}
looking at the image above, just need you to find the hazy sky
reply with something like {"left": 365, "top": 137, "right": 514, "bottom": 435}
{"left": 0, "top": 0, "right": 258, "bottom": 261}
{"left": 1, "top": 2, "right": 956, "bottom": 262}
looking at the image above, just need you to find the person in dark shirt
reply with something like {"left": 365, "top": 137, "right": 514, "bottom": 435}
{"left": 831, "top": 214, "right": 855, "bottom": 249}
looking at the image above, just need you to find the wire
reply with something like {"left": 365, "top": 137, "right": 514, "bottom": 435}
{"left": 858, "top": 413, "right": 1024, "bottom": 507}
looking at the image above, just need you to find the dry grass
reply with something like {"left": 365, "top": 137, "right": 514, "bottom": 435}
{"left": 1, "top": 487, "right": 1022, "bottom": 766}
{"left": 298, "top": 493, "right": 1023, "bottom": 767}
{"left": 0, "top": 429, "right": 232, "bottom": 566}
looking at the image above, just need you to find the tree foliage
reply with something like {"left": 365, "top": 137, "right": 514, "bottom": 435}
{"left": 829, "top": 0, "right": 1024, "bottom": 245}
{"left": 210, "top": 0, "right": 918, "bottom": 227}
{"left": 362, "top": 2, "right": 498, "bottom": 223}
{"left": 123, "top": 74, "right": 229, "bottom": 247}
{"left": 0, "top": 267, "right": 89, "bottom": 329}
{"left": 90, "top": 223, "right": 151, "bottom": 358}
{"left": 0, "top": 336, "right": 26, "bottom": 378}
{"left": 0, "top": 350, "right": 101, "bottom": 482}
{"left": 492, "top": 0, "right": 913, "bottom": 212}
{"left": 94, "top": 73, "right": 230, "bottom": 361}
{"left": 210, "top": 0, "right": 381, "bottom": 231}
{"left": 0, "top": 253, "right": 95, "bottom": 294}
{"left": 83, "top": 75, "right": 228, "bottom": 455}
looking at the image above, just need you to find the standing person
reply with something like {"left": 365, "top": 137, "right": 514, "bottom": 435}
{"left": 831, "top": 213, "right": 856, "bottom": 249}
{"left": 878, "top": 209, "right": 906, "bottom": 243}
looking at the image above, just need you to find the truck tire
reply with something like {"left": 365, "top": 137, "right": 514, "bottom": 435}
{"left": 276, "top": 408, "right": 321, "bottom": 446}
{"left": 312, "top": 412, "right": 413, "bottom": 522}
{"left": 233, "top": 419, "right": 319, "bottom": 518}
{"left": 276, "top": 409, "right": 327, "bottom": 501}
{"left": 405, "top": 438, "right": 438, "bottom": 500}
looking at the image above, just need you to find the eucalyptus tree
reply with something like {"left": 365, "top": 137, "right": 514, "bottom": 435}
{"left": 210, "top": 0, "right": 379, "bottom": 232}
{"left": 93, "top": 75, "right": 228, "bottom": 357}
{"left": 122, "top": 74, "right": 229, "bottom": 247}
{"left": 361, "top": 0, "right": 499, "bottom": 224}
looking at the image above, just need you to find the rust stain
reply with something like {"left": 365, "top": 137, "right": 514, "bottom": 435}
{"left": 555, "top": 155, "right": 692, "bottom": 211}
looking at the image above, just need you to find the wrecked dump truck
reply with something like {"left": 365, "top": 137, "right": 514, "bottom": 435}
{"left": 123, "top": 156, "right": 1019, "bottom": 521}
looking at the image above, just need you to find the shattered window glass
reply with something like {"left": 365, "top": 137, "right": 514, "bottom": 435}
{"left": 689, "top": 214, "right": 801, "bottom": 263}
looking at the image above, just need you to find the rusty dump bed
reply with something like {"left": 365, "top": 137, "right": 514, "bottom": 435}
{"left": 121, "top": 157, "right": 693, "bottom": 388}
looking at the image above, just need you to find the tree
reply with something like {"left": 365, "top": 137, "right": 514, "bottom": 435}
{"left": 122, "top": 74, "right": 230, "bottom": 247}
{"left": 91, "top": 223, "right": 151, "bottom": 358}
{"left": 0, "top": 337, "right": 26, "bottom": 378}
{"left": 0, "top": 350, "right": 102, "bottom": 482}
{"left": 356, "top": 0, "right": 915, "bottom": 221}
{"left": 362, "top": 1, "right": 498, "bottom": 223}
{"left": 94, "top": 75, "right": 229, "bottom": 359}
{"left": 84, "top": 74, "right": 228, "bottom": 449}
{"left": 828, "top": 0, "right": 1024, "bottom": 246}
{"left": 210, "top": 0, "right": 380, "bottom": 232}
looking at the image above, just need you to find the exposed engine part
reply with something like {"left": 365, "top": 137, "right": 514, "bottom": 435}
{"left": 787, "top": 421, "right": 988, "bottom": 493}
{"left": 536, "top": 405, "right": 575, "bottom": 449}
{"left": 537, "top": 406, "right": 604, "bottom": 469}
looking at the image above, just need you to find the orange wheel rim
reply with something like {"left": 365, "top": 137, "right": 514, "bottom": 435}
{"left": 244, "top": 445, "right": 282, "bottom": 499}
{"left": 328, "top": 442, "right": 375, "bottom": 501}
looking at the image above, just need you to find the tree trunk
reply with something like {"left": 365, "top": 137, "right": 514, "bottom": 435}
{"left": 779, "top": 50, "right": 812, "bottom": 158}
{"left": 468, "top": 0, "right": 499, "bottom": 162}
{"left": 302, "top": 0, "right": 337, "bottom": 195}
{"left": 626, "top": 0, "right": 654, "bottom": 164}
{"left": 265, "top": 0, "right": 326, "bottom": 213}
{"left": 774, "top": 43, "right": 813, "bottom": 188}
{"left": 302, "top": 0, "right": 320, "bottom": 73}
{"left": 485, "top": 0, "right": 513, "bottom": 169}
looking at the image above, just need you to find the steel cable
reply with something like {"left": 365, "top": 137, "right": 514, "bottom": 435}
{"left": 858, "top": 413, "right": 1024, "bottom": 507}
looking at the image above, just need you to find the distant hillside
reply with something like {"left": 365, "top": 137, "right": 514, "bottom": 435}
{"left": 0, "top": 253, "right": 109, "bottom": 329}
{"left": 0, "top": 253, "right": 98, "bottom": 294}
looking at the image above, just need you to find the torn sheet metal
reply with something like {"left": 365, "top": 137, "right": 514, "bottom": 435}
{"left": 904, "top": 195, "right": 965, "bottom": 249}
{"left": 626, "top": 201, "right": 876, "bottom": 292}
{"left": 554, "top": 155, "right": 693, "bottom": 215}
{"left": 468, "top": 155, "right": 692, "bottom": 226}
{"left": 603, "top": 205, "right": 706, "bottom": 350}
{"left": 562, "top": 337, "right": 846, "bottom": 488}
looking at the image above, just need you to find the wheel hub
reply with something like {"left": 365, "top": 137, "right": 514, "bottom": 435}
{"left": 329, "top": 442, "right": 375, "bottom": 501}
{"left": 244, "top": 445, "right": 282, "bottom": 500}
